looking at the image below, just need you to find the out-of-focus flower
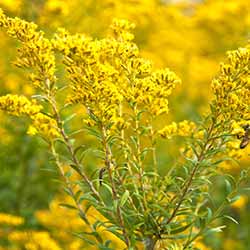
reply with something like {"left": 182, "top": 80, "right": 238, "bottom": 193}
{"left": 0, "top": 213, "right": 24, "bottom": 226}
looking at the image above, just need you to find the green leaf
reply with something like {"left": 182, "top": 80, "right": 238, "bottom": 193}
{"left": 225, "top": 179, "right": 232, "bottom": 195}
{"left": 206, "top": 207, "right": 213, "bottom": 222}
{"left": 69, "top": 138, "right": 75, "bottom": 146}
{"left": 107, "top": 135, "right": 119, "bottom": 145}
{"left": 59, "top": 203, "right": 77, "bottom": 210}
{"left": 142, "top": 171, "right": 158, "bottom": 177}
{"left": 136, "top": 109, "right": 146, "bottom": 121}
{"left": 106, "top": 227, "right": 124, "bottom": 242}
{"left": 63, "top": 187, "right": 73, "bottom": 196}
{"left": 211, "top": 157, "right": 235, "bottom": 166}
{"left": 85, "top": 126, "right": 102, "bottom": 140}
{"left": 205, "top": 225, "right": 226, "bottom": 235}
{"left": 98, "top": 245, "right": 112, "bottom": 250}
{"left": 198, "top": 217, "right": 206, "bottom": 229}
{"left": 113, "top": 199, "right": 118, "bottom": 212}
{"left": 139, "top": 125, "right": 151, "bottom": 136}
{"left": 104, "top": 240, "right": 112, "bottom": 247}
{"left": 69, "top": 128, "right": 85, "bottom": 136}
{"left": 78, "top": 210, "right": 89, "bottom": 224}
{"left": 101, "top": 182, "right": 113, "bottom": 196}
{"left": 53, "top": 137, "right": 68, "bottom": 147}
{"left": 120, "top": 190, "right": 129, "bottom": 207}
{"left": 72, "top": 232, "right": 96, "bottom": 245}
{"left": 170, "top": 222, "right": 193, "bottom": 234}
{"left": 93, "top": 220, "right": 104, "bottom": 231}
{"left": 139, "top": 148, "right": 151, "bottom": 161}
{"left": 78, "top": 192, "right": 94, "bottom": 203}
{"left": 63, "top": 113, "right": 76, "bottom": 124}
{"left": 130, "top": 135, "right": 138, "bottom": 147}
{"left": 65, "top": 170, "right": 72, "bottom": 178}
{"left": 69, "top": 163, "right": 81, "bottom": 175}
{"left": 79, "top": 148, "right": 93, "bottom": 163}
{"left": 74, "top": 190, "right": 82, "bottom": 201}
{"left": 223, "top": 215, "right": 238, "bottom": 224}
{"left": 227, "top": 195, "right": 240, "bottom": 203}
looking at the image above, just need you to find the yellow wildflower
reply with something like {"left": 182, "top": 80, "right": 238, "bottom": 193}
{"left": 0, "top": 94, "right": 59, "bottom": 139}
{"left": 211, "top": 46, "right": 250, "bottom": 129}
{"left": 0, "top": 8, "right": 56, "bottom": 91}
{"left": 194, "top": 240, "right": 212, "bottom": 250}
{"left": 110, "top": 18, "right": 136, "bottom": 41}
{"left": 159, "top": 120, "right": 196, "bottom": 139}
{"left": 178, "top": 120, "right": 196, "bottom": 137}
{"left": 0, "top": 213, "right": 24, "bottom": 226}
{"left": 159, "top": 122, "right": 178, "bottom": 139}
{"left": 52, "top": 21, "right": 180, "bottom": 129}
{"left": 0, "top": 94, "right": 42, "bottom": 116}
{"left": 28, "top": 113, "right": 60, "bottom": 138}
{"left": 8, "top": 231, "right": 62, "bottom": 250}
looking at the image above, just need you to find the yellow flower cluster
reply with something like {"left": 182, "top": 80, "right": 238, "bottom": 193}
{"left": 211, "top": 45, "right": 250, "bottom": 163}
{"left": 8, "top": 231, "right": 61, "bottom": 250}
{"left": 52, "top": 29, "right": 124, "bottom": 126}
{"left": 159, "top": 120, "right": 196, "bottom": 139}
{"left": 110, "top": 18, "right": 136, "bottom": 41}
{"left": 0, "top": 8, "right": 56, "bottom": 91}
{"left": 27, "top": 113, "right": 60, "bottom": 138}
{"left": 127, "top": 68, "right": 180, "bottom": 116}
{"left": 231, "top": 121, "right": 246, "bottom": 137}
{"left": 211, "top": 46, "right": 250, "bottom": 127}
{"left": 0, "top": 94, "right": 42, "bottom": 116}
{"left": 0, "top": 213, "right": 24, "bottom": 226}
{"left": 0, "top": 94, "right": 59, "bottom": 138}
{"left": 52, "top": 19, "right": 180, "bottom": 128}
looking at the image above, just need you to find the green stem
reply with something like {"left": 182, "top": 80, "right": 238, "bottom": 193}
{"left": 119, "top": 103, "right": 145, "bottom": 213}
{"left": 101, "top": 125, "right": 131, "bottom": 248}
{"left": 50, "top": 143, "right": 103, "bottom": 244}
{"left": 134, "top": 106, "right": 148, "bottom": 211}
{"left": 48, "top": 90, "right": 101, "bottom": 203}
{"left": 164, "top": 116, "right": 216, "bottom": 227}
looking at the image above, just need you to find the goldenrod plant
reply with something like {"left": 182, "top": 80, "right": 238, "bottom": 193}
{"left": 0, "top": 7, "right": 249, "bottom": 250}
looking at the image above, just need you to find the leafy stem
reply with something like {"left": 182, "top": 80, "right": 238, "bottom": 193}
{"left": 46, "top": 79, "right": 102, "bottom": 203}
{"left": 101, "top": 125, "right": 131, "bottom": 248}
{"left": 164, "top": 113, "right": 217, "bottom": 229}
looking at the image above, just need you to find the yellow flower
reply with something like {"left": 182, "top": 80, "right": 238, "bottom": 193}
{"left": 159, "top": 122, "right": 178, "bottom": 139}
{"left": 194, "top": 240, "right": 212, "bottom": 250}
{"left": 0, "top": 9, "right": 56, "bottom": 91}
{"left": 0, "top": 94, "right": 59, "bottom": 139}
{"left": 0, "top": 213, "right": 24, "bottom": 226}
{"left": 159, "top": 120, "right": 196, "bottom": 139}
{"left": 177, "top": 120, "right": 196, "bottom": 137}
{"left": 110, "top": 18, "right": 136, "bottom": 41}
{"left": 0, "top": 94, "right": 42, "bottom": 117}
{"left": 211, "top": 46, "right": 250, "bottom": 128}
{"left": 8, "top": 230, "right": 62, "bottom": 250}
{"left": 52, "top": 21, "right": 180, "bottom": 129}
{"left": 29, "top": 113, "right": 60, "bottom": 138}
